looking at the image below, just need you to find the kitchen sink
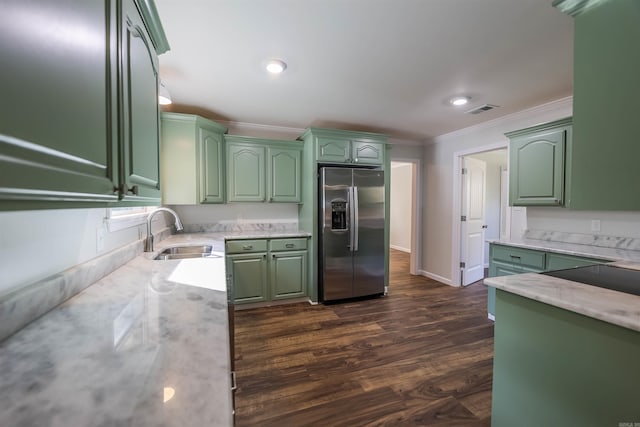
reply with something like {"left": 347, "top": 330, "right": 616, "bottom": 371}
{"left": 153, "top": 245, "right": 222, "bottom": 260}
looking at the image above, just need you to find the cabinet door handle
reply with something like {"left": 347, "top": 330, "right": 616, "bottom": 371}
{"left": 231, "top": 371, "right": 237, "bottom": 391}
{"left": 285, "top": 243, "right": 294, "bottom": 248}
{"left": 510, "top": 255, "right": 521, "bottom": 260}
{"left": 242, "top": 245, "right": 253, "bottom": 250}
{"left": 272, "top": 254, "right": 276, "bottom": 259}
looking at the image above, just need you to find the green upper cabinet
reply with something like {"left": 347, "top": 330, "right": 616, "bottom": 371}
{"left": 554, "top": 0, "right": 640, "bottom": 210}
{"left": 507, "top": 118, "right": 571, "bottom": 207}
{"left": 226, "top": 141, "right": 266, "bottom": 202}
{"left": 119, "top": 0, "right": 163, "bottom": 204}
{"left": 0, "top": 0, "right": 120, "bottom": 208}
{"left": 0, "top": 0, "right": 169, "bottom": 210}
{"left": 161, "top": 113, "right": 227, "bottom": 204}
{"left": 226, "top": 136, "right": 302, "bottom": 203}
{"left": 352, "top": 141, "right": 384, "bottom": 165}
{"left": 268, "top": 147, "right": 301, "bottom": 202}
{"left": 305, "top": 128, "right": 386, "bottom": 165}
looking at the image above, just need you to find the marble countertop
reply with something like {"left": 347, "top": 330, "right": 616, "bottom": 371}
{"left": 486, "top": 237, "right": 640, "bottom": 263}
{"left": 0, "top": 234, "right": 235, "bottom": 427}
{"left": 485, "top": 266, "right": 640, "bottom": 333}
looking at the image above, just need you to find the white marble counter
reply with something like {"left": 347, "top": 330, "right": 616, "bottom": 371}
{"left": 485, "top": 271, "right": 640, "bottom": 333}
{"left": 0, "top": 233, "right": 234, "bottom": 427}
{"left": 487, "top": 237, "right": 640, "bottom": 263}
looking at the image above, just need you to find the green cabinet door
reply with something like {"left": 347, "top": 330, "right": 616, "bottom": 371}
{"left": 0, "top": 0, "right": 119, "bottom": 208}
{"left": 268, "top": 146, "right": 301, "bottom": 203}
{"left": 488, "top": 244, "right": 546, "bottom": 319}
{"left": 160, "top": 113, "right": 227, "bottom": 204}
{"left": 227, "top": 253, "right": 268, "bottom": 304}
{"left": 352, "top": 141, "right": 384, "bottom": 165}
{"left": 545, "top": 253, "right": 605, "bottom": 271}
{"left": 270, "top": 250, "right": 307, "bottom": 300}
{"left": 508, "top": 120, "right": 569, "bottom": 206}
{"left": 316, "top": 137, "right": 351, "bottom": 163}
{"left": 119, "top": 0, "right": 161, "bottom": 204}
{"left": 227, "top": 143, "right": 266, "bottom": 202}
{"left": 199, "top": 128, "right": 225, "bottom": 203}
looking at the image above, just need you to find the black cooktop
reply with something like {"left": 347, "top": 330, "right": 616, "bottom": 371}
{"left": 542, "top": 264, "right": 640, "bottom": 297}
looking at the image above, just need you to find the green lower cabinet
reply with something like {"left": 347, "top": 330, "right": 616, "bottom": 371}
{"left": 270, "top": 251, "right": 307, "bottom": 300}
{"left": 487, "top": 243, "right": 606, "bottom": 319}
{"left": 227, "top": 253, "right": 268, "bottom": 304}
{"left": 227, "top": 238, "right": 308, "bottom": 304}
{"left": 492, "top": 290, "right": 640, "bottom": 426}
{"left": 545, "top": 252, "right": 606, "bottom": 271}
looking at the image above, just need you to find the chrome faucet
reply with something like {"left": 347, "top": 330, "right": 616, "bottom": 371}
{"left": 145, "top": 207, "right": 184, "bottom": 252}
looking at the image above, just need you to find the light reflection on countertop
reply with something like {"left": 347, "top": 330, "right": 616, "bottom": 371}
{"left": 0, "top": 233, "right": 234, "bottom": 427}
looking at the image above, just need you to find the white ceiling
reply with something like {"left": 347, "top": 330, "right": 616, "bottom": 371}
{"left": 154, "top": 0, "right": 573, "bottom": 142}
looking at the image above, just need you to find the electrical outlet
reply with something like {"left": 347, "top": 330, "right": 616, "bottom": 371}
{"left": 591, "top": 220, "right": 601, "bottom": 232}
{"left": 96, "top": 227, "right": 105, "bottom": 252}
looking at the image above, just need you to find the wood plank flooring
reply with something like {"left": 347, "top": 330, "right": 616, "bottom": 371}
{"left": 234, "top": 250, "right": 494, "bottom": 426}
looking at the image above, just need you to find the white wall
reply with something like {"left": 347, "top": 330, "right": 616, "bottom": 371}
{"left": 390, "top": 163, "right": 413, "bottom": 252}
{"left": 422, "top": 97, "right": 573, "bottom": 284}
{"left": 528, "top": 208, "right": 640, "bottom": 238}
{"left": 0, "top": 208, "right": 170, "bottom": 296}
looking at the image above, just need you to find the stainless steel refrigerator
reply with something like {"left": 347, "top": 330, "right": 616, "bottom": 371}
{"left": 320, "top": 167, "right": 386, "bottom": 301}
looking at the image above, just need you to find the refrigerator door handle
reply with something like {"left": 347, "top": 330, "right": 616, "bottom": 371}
{"left": 353, "top": 186, "right": 359, "bottom": 252}
{"left": 348, "top": 187, "right": 354, "bottom": 252}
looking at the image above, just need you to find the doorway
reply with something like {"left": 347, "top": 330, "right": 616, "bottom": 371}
{"left": 390, "top": 160, "right": 420, "bottom": 275}
{"left": 452, "top": 146, "right": 508, "bottom": 286}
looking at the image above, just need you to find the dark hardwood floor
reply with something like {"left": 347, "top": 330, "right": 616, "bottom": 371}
{"left": 234, "top": 250, "right": 494, "bottom": 426}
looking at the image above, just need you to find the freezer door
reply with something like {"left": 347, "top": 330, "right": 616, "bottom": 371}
{"left": 321, "top": 168, "right": 353, "bottom": 301}
{"left": 353, "top": 169, "right": 385, "bottom": 297}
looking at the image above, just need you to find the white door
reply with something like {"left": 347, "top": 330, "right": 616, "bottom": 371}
{"left": 460, "top": 157, "right": 486, "bottom": 286}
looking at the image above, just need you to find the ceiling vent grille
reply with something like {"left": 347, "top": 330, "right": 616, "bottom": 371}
{"left": 465, "top": 104, "right": 499, "bottom": 115}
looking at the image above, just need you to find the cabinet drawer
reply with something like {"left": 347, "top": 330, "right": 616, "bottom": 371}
{"left": 225, "top": 239, "right": 268, "bottom": 254}
{"left": 546, "top": 253, "right": 606, "bottom": 271}
{"left": 491, "top": 245, "right": 546, "bottom": 270}
{"left": 269, "top": 238, "right": 307, "bottom": 252}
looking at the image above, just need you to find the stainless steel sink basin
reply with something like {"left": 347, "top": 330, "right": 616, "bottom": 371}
{"left": 153, "top": 245, "right": 222, "bottom": 260}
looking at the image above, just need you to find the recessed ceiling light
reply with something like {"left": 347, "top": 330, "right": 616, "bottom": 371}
{"left": 265, "top": 59, "right": 287, "bottom": 74}
{"left": 450, "top": 96, "right": 471, "bottom": 106}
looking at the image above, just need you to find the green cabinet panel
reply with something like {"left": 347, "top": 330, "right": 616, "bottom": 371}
{"left": 120, "top": 0, "right": 161, "bottom": 203}
{"left": 226, "top": 136, "right": 302, "bottom": 203}
{"left": 160, "top": 113, "right": 227, "bottom": 204}
{"left": 488, "top": 243, "right": 608, "bottom": 318}
{"left": 268, "top": 147, "right": 301, "bottom": 203}
{"left": 352, "top": 141, "right": 384, "bottom": 165}
{"left": 492, "top": 290, "right": 640, "bottom": 426}
{"left": 316, "top": 137, "right": 351, "bottom": 163}
{"left": 507, "top": 118, "right": 570, "bottom": 207}
{"left": 199, "top": 128, "right": 225, "bottom": 203}
{"left": 0, "top": 0, "right": 168, "bottom": 210}
{"left": 227, "top": 253, "right": 268, "bottom": 304}
{"left": 226, "top": 142, "right": 266, "bottom": 202}
{"left": 270, "top": 251, "right": 307, "bottom": 300}
{"left": 0, "top": 0, "right": 119, "bottom": 207}
{"left": 546, "top": 252, "right": 605, "bottom": 271}
{"left": 555, "top": 0, "right": 640, "bottom": 210}
{"left": 227, "top": 237, "right": 309, "bottom": 304}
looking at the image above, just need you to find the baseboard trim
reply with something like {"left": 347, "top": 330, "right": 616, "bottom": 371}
{"left": 390, "top": 244, "right": 411, "bottom": 253}
{"left": 418, "top": 270, "right": 454, "bottom": 287}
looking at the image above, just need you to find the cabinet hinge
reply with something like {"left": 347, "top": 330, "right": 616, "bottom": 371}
{"left": 461, "top": 215, "right": 467, "bottom": 222}
{"left": 460, "top": 261, "right": 466, "bottom": 268}
{"left": 461, "top": 168, "right": 467, "bottom": 175}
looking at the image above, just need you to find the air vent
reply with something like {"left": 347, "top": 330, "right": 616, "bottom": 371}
{"left": 465, "top": 104, "right": 499, "bottom": 115}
